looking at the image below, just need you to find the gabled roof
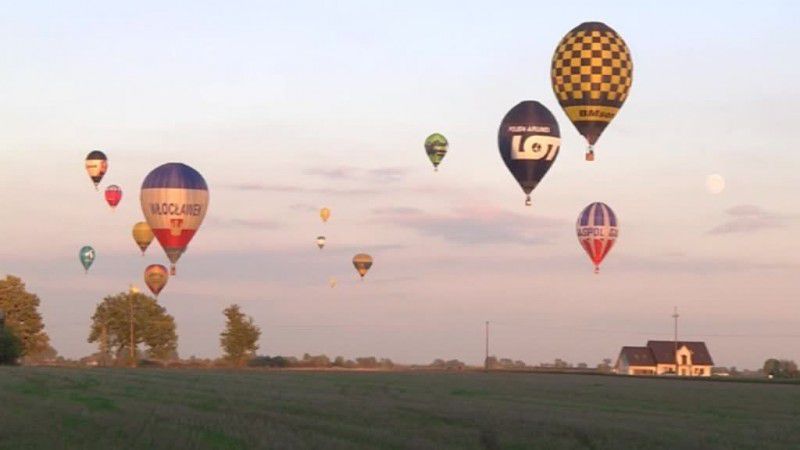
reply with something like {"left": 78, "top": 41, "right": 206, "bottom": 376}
{"left": 646, "top": 341, "right": 714, "bottom": 366}
{"left": 619, "top": 346, "right": 655, "bottom": 366}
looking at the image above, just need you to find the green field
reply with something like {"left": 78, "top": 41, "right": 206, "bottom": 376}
{"left": 1, "top": 368, "right": 799, "bottom": 449}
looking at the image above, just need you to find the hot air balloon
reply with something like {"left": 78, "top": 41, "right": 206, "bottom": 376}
{"left": 79, "top": 246, "right": 95, "bottom": 273}
{"left": 329, "top": 277, "right": 337, "bottom": 288}
{"left": 105, "top": 185, "right": 122, "bottom": 210}
{"left": 424, "top": 133, "right": 448, "bottom": 171}
{"left": 498, "top": 101, "right": 561, "bottom": 206}
{"left": 551, "top": 22, "right": 633, "bottom": 161}
{"left": 320, "top": 207, "right": 331, "bottom": 223}
{"left": 132, "top": 222, "right": 154, "bottom": 255}
{"left": 352, "top": 253, "right": 373, "bottom": 280}
{"left": 576, "top": 202, "right": 619, "bottom": 273}
{"left": 140, "top": 163, "right": 209, "bottom": 275}
{"left": 316, "top": 236, "right": 326, "bottom": 249}
{"left": 85, "top": 151, "right": 108, "bottom": 189}
{"left": 144, "top": 264, "right": 169, "bottom": 296}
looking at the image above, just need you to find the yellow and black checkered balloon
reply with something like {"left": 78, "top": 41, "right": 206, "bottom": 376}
{"left": 551, "top": 22, "right": 632, "bottom": 153}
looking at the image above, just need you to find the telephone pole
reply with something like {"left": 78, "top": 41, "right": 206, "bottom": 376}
{"left": 672, "top": 306, "right": 679, "bottom": 373}
{"left": 129, "top": 286, "right": 137, "bottom": 367}
{"left": 484, "top": 321, "right": 490, "bottom": 371}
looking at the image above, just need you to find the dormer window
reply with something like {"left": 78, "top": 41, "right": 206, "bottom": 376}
{"left": 681, "top": 355, "right": 687, "bottom": 365}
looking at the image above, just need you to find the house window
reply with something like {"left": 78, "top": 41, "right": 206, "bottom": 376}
{"left": 681, "top": 355, "right": 687, "bottom": 365}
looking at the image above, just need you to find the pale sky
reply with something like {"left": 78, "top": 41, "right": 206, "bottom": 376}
{"left": 1, "top": 1, "right": 798, "bottom": 369}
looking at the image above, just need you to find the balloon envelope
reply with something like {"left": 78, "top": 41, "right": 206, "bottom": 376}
{"left": 79, "top": 246, "right": 95, "bottom": 272}
{"left": 84, "top": 151, "right": 107, "bottom": 189}
{"left": 576, "top": 202, "right": 619, "bottom": 273}
{"left": 140, "top": 163, "right": 209, "bottom": 275}
{"left": 144, "top": 264, "right": 169, "bottom": 296}
{"left": 497, "top": 101, "right": 561, "bottom": 205}
{"left": 132, "top": 222, "right": 154, "bottom": 254}
{"left": 105, "top": 185, "right": 122, "bottom": 209}
{"left": 352, "top": 253, "right": 373, "bottom": 278}
{"left": 424, "top": 133, "right": 448, "bottom": 170}
{"left": 320, "top": 208, "right": 331, "bottom": 223}
{"left": 551, "top": 22, "right": 632, "bottom": 159}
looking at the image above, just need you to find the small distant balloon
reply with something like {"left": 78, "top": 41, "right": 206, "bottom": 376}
{"left": 84, "top": 151, "right": 108, "bottom": 189}
{"left": 105, "top": 185, "right": 122, "bottom": 210}
{"left": 424, "top": 133, "right": 448, "bottom": 171}
{"left": 320, "top": 207, "right": 331, "bottom": 223}
{"left": 132, "top": 222, "right": 154, "bottom": 255}
{"left": 329, "top": 277, "right": 337, "bottom": 288}
{"left": 79, "top": 246, "right": 96, "bottom": 273}
{"left": 706, "top": 174, "right": 725, "bottom": 194}
{"left": 352, "top": 253, "right": 373, "bottom": 280}
{"left": 576, "top": 202, "right": 619, "bottom": 274}
{"left": 316, "top": 236, "right": 326, "bottom": 249}
{"left": 144, "top": 264, "right": 169, "bottom": 296}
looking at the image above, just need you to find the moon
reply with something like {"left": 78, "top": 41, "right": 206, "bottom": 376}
{"left": 705, "top": 174, "right": 726, "bottom": 194}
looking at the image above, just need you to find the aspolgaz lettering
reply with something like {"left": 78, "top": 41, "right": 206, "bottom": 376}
{"left": 577, "top": 227, "right": 619, "bottom": 237}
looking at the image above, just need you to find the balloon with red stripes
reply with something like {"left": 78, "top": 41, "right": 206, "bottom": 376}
{"left": 576, "top": 202, "right": 618, "bottom": 274}
{"left": 140, "top": 163, "right": 209, "bottom": 275}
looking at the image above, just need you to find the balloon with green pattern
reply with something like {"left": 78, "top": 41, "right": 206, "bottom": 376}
{"left": 424, "top": 133, "right": 448, "bottom": 171}
{"left": 79, "top": 245, "right": 96, "bottom": 274}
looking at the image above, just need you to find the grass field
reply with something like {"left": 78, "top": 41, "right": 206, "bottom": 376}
{"left": 1, "top": 368, "right": 799, "bottom": 449}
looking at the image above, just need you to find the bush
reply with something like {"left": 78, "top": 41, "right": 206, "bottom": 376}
{"left": 0, "top": 327, "right": 22, "bottom": 365}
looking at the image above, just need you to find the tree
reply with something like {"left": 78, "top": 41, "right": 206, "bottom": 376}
{"left": 0, "top": 326, "right": 22, "bottom": 365}
{"left": 763, "top": 358, "right": 781, "bottom": 377}
{"left": 0, "top": 275, "right": 50, "bottom": 359}
{"left": 88, "top": 291, "right": 177, "bottom": 366}
{"left": 220, "top": 304, "right": 260, "bottom": 366}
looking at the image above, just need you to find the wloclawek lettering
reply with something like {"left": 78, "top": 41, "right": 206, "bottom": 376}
{"left": 149, "top": 203, "right": 203, "bottom": 216}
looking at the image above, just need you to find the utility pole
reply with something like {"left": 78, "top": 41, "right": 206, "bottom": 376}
{"left": 672, "top": 306, "right": 679, "bottom": 374}
{"left": 484, "top": 321, "right": 490, "bottom": 371}
{"left": 129, "top": 287, "right": 136, "bottom": 367}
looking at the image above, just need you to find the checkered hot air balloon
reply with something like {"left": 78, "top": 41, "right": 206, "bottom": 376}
{"left": 140, "top": 163, "right": 209, "bottom": 275}
{"left": 551, "top": 22, "right": 633, "bottom": 161}
{"left": 576, "top": 202, "right": 619, "bottom": 273}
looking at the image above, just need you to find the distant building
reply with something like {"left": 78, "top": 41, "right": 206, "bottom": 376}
{"left": 615, "top": 341, "right": 714, "bottom": 377}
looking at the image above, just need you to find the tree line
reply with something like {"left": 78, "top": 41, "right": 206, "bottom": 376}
{"left": 2, "top": 273, "right": 800, "bottom": 377}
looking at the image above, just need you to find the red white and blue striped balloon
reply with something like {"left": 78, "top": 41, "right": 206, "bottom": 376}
{"left": 576, "top": 202, "right": 618, "bottom": 273}
{"left": 140, "top": 163, "right": 209, "bottom": 275}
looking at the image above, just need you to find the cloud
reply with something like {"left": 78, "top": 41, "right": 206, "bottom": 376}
{"left": 304, "top": 165, "right": 411, "bottom": 183}
{"left": 205, "top": 217, "right": 282, "bottom": 229}
{"left": 708, "top": 205, "right": 787, "bottom": 235}
{"left": 374, "top": 205, "right": 564, "bottom": 245}
{"left": 221, "top": 183, "right": 378, "bottom": 196}
{"left": 303, "top": 166, "right": 360, "bottom": 180}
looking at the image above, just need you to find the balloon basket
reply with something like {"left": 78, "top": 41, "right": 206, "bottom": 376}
{"left": 170, "top": 265, "right": 176, "bottom": 276}
{"left": 525, "top": 196, "right": 532, "bottom": 207}
{"left": 594, "top": 266, "right": 600, "bottom": 275}
{"left": 585, "top": 147, "right": 595, "bottom": 162}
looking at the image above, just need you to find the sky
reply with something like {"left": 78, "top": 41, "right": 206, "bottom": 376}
{"left": 1, "top": 1, "right": 799, "bottom": 369}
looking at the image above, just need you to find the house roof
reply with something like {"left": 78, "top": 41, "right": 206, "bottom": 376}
{"left": 646, "top": 341, "right": 714, "bottom": 366}
{"left": 619, "top": 346, "right": 655, "bottom": 366}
